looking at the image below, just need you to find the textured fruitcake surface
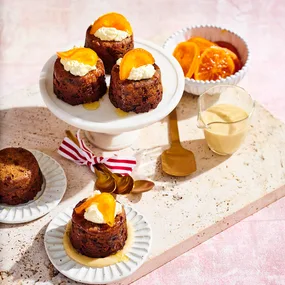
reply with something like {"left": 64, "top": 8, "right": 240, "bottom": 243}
{"left": 53, "top": 57, "right": 107, "bottom": 105}
{"left": 70, "top": 199, "right": 128, "bottom": 258}
{"left": 109, "top": 63, "right": 163, "bottom": 113}
{"left": 0, "top": 147, "right": 43, "bottom": 205}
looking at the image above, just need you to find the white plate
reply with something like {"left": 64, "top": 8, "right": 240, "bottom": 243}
{"left": 39, "top": 38, "right": 184, "bottom": 134}
{"left": 44, "top": 205, "right": 152, "bottom": 284}
{"left": 0, "top": 150, "right": 67, "bottom": 224}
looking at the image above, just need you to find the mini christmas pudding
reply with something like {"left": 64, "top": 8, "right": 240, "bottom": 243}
{"left": 69, "top": 191, "right": 128, "bottom": 258}
{"left": 0, "top": 147, "right": 43, "bottom": 205}
{"left": 53, "top": 47, "right": 107, "bottom": 106}
{"left": 85, "top": 12, "right": 134, "bottom": 74}
{"left": 109, "top": 48, "right": 163, "bottom": 114}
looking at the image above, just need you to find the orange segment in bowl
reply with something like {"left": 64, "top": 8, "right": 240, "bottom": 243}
{"left": 213, "top": 46, "right": 242, "bottom": 73}
{"left": 194, "top": 46, "right": 235, "bottom": 81}
{"left": 188, "top": 37, "right": 217, "bottom": 54}
{"left": 57, "top": 47, "right": 98, "bottom": 66}
{"left": 119, "top": 48, "right": 155, "bottom": 80}
{"left": 221, "top": 47, "right": 242, "bottom": 72}
{"left": 215, "top": 41, "right": 240, "bottom": 58}
{"left": 90, "top": 12, "right": 133, "bottom": 35}
{"left": 173, "top": 41, "right": 199, "bottom": 77}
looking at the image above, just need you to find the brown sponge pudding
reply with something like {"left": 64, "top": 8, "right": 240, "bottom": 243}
{"left": 85, "top": 26, "right": 134, "bottom": 74}
{"left": 109, "top": 63, "right": 163, "bottom": 113}
{"left": 69, "top": 199, "right": 128, "bottom": 258}
{"left": 0, "top": 148, "right": 43, "bottom": 205}
{"left": 53, "top": 57, "right": 107, "bottom": 106}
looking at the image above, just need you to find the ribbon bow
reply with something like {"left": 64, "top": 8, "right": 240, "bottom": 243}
{"left": 58, "top": 130, "right": 136, "bottom": 175}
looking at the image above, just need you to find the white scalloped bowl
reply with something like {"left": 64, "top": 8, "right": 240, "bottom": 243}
{"left": 163, "top": 25, "right": 250, "bottom": 95}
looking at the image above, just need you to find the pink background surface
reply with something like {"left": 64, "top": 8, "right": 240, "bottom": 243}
{"left": 1, "top": 0, "right": 285, "bottom": 284}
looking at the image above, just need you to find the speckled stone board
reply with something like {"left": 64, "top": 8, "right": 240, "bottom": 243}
{"left": 1, "top": 85, "right": 285, "bottom": 285}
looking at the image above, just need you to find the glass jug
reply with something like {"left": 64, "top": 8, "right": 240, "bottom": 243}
{"left": 197, "top": 85, "right": 255, "bottom": 155}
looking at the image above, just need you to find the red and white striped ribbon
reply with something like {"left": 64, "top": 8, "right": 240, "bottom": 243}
{"left": 58, "top": 130, "right": 136, "bottom": 175}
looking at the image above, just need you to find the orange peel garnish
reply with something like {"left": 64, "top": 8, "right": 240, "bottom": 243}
{"left": 90, "top": 12, "right": 132, "bottom": 35}
{"left": 57, "top": 47, "right": 98, "bottom": 66}
{"left": 75, "top": 193, "right": 116, "bottom": 227}
{"left": 119, "top": 48, "right": 155, "bottom": 80}
{"left": 194, "top": 46, "right": 235, "bottom": 81}
{"left": 173, "top": 41, "right": 199, "bottom": 77}
{"left": 188, "top": 37, "right": 217, "bottom": 54}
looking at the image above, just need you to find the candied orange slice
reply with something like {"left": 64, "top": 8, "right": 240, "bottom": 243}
{"left": 75, "top": 193, "right": 116, "bottom": 227}
{"left": 57, "top": 47, "right": 98, "bottom": 66}
{"left": 119, "top": 48, "right": 155, "bottom": 80}
{"left": 90, "top": 12, "right": 132, "bottom": 35}
{"left": 188, "top": 37, "right": 217, "bottom": 54}
{"left": 93, "top": 193, "right": 116, "bottom": 227}
{"left": 215, "top": 42, "right": 242, "bottom": 72}
{"left": 215, "top": 41, "right": 240, "bottom": 57}
{"left": 212, "top": 46, "right": 242, "bottom": 73}
{"left": 75, "top": 197, "right": 94, "bottom": 215}
{"left": 221, "top": 47, "right": 242, "bottom": 72}
{"left": 57, "top": 49, "right": 76, "bottom": 58}
{"left": 194, "top": 46, "right": 235, "bottom": 81}
{"left": 173, "top": 42, "right": 199, "bottom": 77}
{"left": 223, "top": 48, "right": 242, "bottom": 72}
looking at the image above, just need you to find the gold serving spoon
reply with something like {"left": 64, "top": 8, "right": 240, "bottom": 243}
{"left": 94, "top": 165, "right": 116, "bottom": 193}
{"left": 65, "top": 131, "right": 118, "bottom": 192}
{"left": 96, "top": 164, "right": 155, "bottom": 194}
{"left": 66, "top": 130, "right": 80, "bottom": 146}
{"left": 96, "top": 164, "right": 154, "bottom": 194}
{"left": 161, "top": 108, "right": 196, "bottom": 176}
{"left": 96, "top": 164, "right": 134, "bottom": 195}
{"left": 65, "top": 130, "right": 155, "bottom": 194}
{"left": 132, "top": 180, "right": 155, "bottom": 194}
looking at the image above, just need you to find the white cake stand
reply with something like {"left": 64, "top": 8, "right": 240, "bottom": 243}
{"left": 39, "top": 39, "right": 184, "bottom": 150}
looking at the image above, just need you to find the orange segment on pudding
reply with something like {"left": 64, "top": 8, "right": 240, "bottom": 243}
{"left": 90, "top": 12, "right": 133, "bottom": 35}
{"left": 173, "top": 41, "right": 199, "bottom": 77}
{"left": 188, "top": 37, "right": 217, "bottom": 54}
{"left": 95, "top": 193, "right": 116, "bottom": 227}
{"left": 119, "top": 48, "right": 155, "bottom": 80}
{"left": 57, "top": 47, "right": 98, "bottom": 66}
{"left": 194, "top": 46, "right": 235, "bottom": 81}
{"left": 75, "top": 193, "right": 116, "bottom": 227}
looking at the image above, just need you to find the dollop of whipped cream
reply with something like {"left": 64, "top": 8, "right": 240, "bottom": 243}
{"left": 116, "top": 58, "right": 123, "bottom": 65}
{"left": 94, "top": 27, "right": 129, "bottom": 41}
{"left": 84, "top": 191, "right": 122, "bottom": 224}
{"left": 60, "top": 58, "right": 97, "bottom": 76}
{"left": 116, "top": 58, "right": 155, "bottom": 81}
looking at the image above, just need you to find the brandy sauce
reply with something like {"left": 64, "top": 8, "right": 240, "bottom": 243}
{"left": 63, "top": 222, "right": 133, "bottom": 268}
